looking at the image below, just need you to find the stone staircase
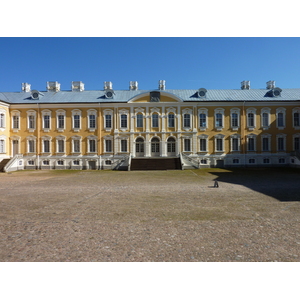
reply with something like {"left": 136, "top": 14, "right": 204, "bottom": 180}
{"left": 130, "top": 157, "right": 181, "bottom": 171}
{"left": 0, "top": 159, "right": 10, "bottom": 172}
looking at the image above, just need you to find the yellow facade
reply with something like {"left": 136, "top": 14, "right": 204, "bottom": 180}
{"left": 1, "top": 82, "right": 300, "bottom": 171}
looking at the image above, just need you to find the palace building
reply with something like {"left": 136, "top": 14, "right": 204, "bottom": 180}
{"left": 0, "top": 79, "right": 300, "bottom": 171}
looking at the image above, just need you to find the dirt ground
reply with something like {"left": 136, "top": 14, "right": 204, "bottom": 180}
{"left": 0, "top": 167, "right": 300, "bottom": 262}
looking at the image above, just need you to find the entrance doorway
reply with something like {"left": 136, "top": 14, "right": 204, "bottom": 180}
{"left": 151, "top": 137, "right": 160, "bottom": 157}
{"left": 12, "top": 140, "right": 19, "bottom": 156}
{"left": 167, "top": 137, "right": 176, "bottom": 157}
{"left": 88, "top": 161, "right": 97, "bottom": 170}
{"left": 216, "top": 160, "right": 224, "bottom": 168}
{"left": 135, "top": 137, "right": 145, "bottom": 157}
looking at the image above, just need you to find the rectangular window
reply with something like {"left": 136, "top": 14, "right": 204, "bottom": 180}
{"left": 43, "top": 140, "right": 50, "bottom": 153}
{"left": 136, "top": 114, "right": 143, "bottom": 128}
{"left": 105, "top": 115, "right": 111, "bottom": 128}
{"left": 121, "top": 114, "right": 127, "bottom": 128}
{"left": 263, "top": 158, "right": 270, "bottom": 164}
{"left": 262, "top": 138, "right": 269, "bottom": 151}
{"left": 58, "top": 140, "right": 64, "bottom": 153}
{"left": 184, "top": 139, "right": 191, "bottom": 152}
{"left": 105, "top": 140, "right": 112, "bottom": 152}
{"left": 232, "top": 138, "right": 239, "bottom": 151}
{"left": 277, "top": 113, "right": 284, "bottom": 127}
{"left": 28, "top": 140, "right": 35, "bottom": 153}
{"left": 73, "top": 160, "right": 80, "bottom": 166}
{"left": 248, "top": 138, "right": 255, "bottom": 151}
{"left": 231, "top": 113, "right": 238, "bottom": 127}
{"left": 58, "top": 115, "right": 64, "bottom": 129}
{"left": 294, "top": 113, "right": 300, "bottom": 126}
{"left": 89, "top": 140, "right": 96, "bottom": 152}
{"left": 199, "top": 139, "right": 207, "bottom": 152}
{"left": 262, "top": 113, "right": 269, "bottom": 127}
{"left": 216, "top": 138, "right": 223, "bottom": 151}
{"left": 74, "top": 115, "right": 80, "bottom": 129}
{"left": 233, "top": 159, "right": 239, "bottom": 164}
{"left": 279, "top": 158, "right": 285, "bottom": 164}
{"left": 199, "top": 113, "right": 206, "bottom": 127}
{"left": 216, "top": 113, "right": 222, "bottom": 127}
{"left": 248, "top": 113, "right": 254, "bottom": 127}
{"left": 73, "top": 140, "right": 80, "bottom": 153}
{"left": 13, "top": 116, "right": 19, "bottom": 129}
{"left": 43, "top": 115, "right": 50, "bottom": 129}
{"left": 29, "top": 115, "right": 35, "bottom": 129}
{"left": 43, "top": 160, "right": 49, "bottom": 166}
{"left": 183, "top": 114, "right": 191, "bottom": 128}
{"left": 168, "top": 114, "right": 175, "bottom": 127}
{"left": 121, "top": 140, "right": 127, "bottom": 152}
{"left": 0, "top": 140, "right": 4, "bottom": 153}
{"left": 89, "top": 115, "right": 96, "bottom": 129}
{"left": 278, "top": 138, "right": 284, "bottom": 151}
{"left": 249, "top": 158, "right": 255, "bottom": 164}
{"left": 152, "top": 114, "right": 159, "bottom": 128}
{"left": 0, "top": 114, "right": 4, "bottom": 128}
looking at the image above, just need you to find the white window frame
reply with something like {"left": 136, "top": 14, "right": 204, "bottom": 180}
{"left": 87, "top": 135, "right": 97, "bottom": 154}
{"left": 41, "top": 135, "right": 52, "bottom": 154}
{"left": 27, "top": 135, "right": 36, "bottom": 154}
{"left": 56, "top": 135, "right": 66, "bottom": 154}
{"left": 261, "top": 134, "right": 271, "bottom": 152}
{"left": 71, "top": 135, "right": 82, "bottom": 154}
{"left": 292, "top": 107, "right": 300, "bottom": 129}
{"left": 27, "top": 110, "right": 36, "bottom": 132}
{"left": 88, "top": 109, "right": 97, "bottom": 132}
{"left": 72, "top": 109, "right": 82, "bottom": 132}
{"left": 230, "top": 108, "right": 240, "bottom": 130}
{"left": 0, "top": 110, "right": 5, "bottom": 129}
{"left": 136, "top": 113, "right": 144, "bottom": 128}
{"left": 182, "top": 108, "right": 192, "bottom": 130}
{"left": 230, "top": 134, "right": 241, "bottom": 152}
{"left": 214, "top": 134, "right": 225, "bottom": 152}
{"left": 198, "top": 134, "right": 208, "bottom": 153}
{"left": 198, "top": 108, "right": 208, "bottom": 131}
{"left": 104, "top": 135, "right": 113, "bottom": 153}
{"left": 151, "top": 113, "right": 159, "bottom": 128}
{"left": 120, "top": 138, "right": 128, "bottom": 153}
{"left": 276, "top": 107, "right": 286, "bottom": 129}
{"left": 247, "top": 134, "right": 257, "bottom": 152}
{"left": 276, "top": 134, "right": 286, "bottom": 152}
{"left": 56, "top": 109, "right": 66, "bottom": 132}
{"left": 261, "top": 107, "right": 271, "bottom": 130}
{"left": 119, "top": 109, "right": 129, "bottom": 131}
{"left": 41, "top": 109, "right": 52, "bottom": 132}
{"left": 11, "top": 110, "right": 21, "bottom": 132}
{"left": 214, "top": 108, "right": 225, "bottom": 131}
{"left": 246, "top": 108, "right": 257, "bottom": 130}
{"left": 183, "top": 137, "right": 192, "bottom": 152}
{"left": 293, "top": 133, "right": 300, "bottom": 151}
{"left": 0, "top": 137, "right": 5, "bottom": 153}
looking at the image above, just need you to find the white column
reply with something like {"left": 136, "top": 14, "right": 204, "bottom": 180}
{"left": 145, "top": 106, "right": 150, "bottom": 132}
{"left": 161, "top": 133, "right": 166, "bottom": 157}
{"left": 130, "top": 107, "right": 134, "bottom": 132}
{"left": 161, "top": 106, "right": 165, "bottom": 132}
{"left": 145, "top": 133, "right": 150, "bottom": 157}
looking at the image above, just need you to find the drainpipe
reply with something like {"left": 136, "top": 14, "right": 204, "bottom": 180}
{"left": 37, "top": 103, "right": 40, "bottom": 169}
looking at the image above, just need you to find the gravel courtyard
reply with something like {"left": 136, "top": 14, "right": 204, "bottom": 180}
{"left": 0, "top": 168, "right": 300, "bottom": 262}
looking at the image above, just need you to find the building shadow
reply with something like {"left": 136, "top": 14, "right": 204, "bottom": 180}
{"left": 209, "top": 167, "right": 300, "bottom": 202}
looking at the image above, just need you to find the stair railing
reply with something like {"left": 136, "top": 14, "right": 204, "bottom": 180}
{"left": 291, "top": 151, "right": 300, "bottom": 161}
{"left": 180, "top": 152, "right": 199, "bottom": 169}
{"left": 111, "top": 154, "right": 130, "bottom": 170}
{"left": 3, "top": 154, "right": 23, "bottom": 172}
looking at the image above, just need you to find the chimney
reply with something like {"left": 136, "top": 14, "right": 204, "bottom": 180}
{"left": 241, "top": 80, "right": 250, "bottom": 90}
{"left": 129, "top": 81, "right": 138, "bottom": 90}
{"left": 266, "top": 80, "right": 275, "bottom": 89}
{"left": 72, "top": 81, "right": 85, "bottom": 91}
{"left": 22, "top": 83, "right": 31, "bottom": 92}
{"left": 47, "top": 81, "right": 61, "bottom": 92}
{"left": 158, "top": 80, "right": 166, "bottom": 90}
{"left": 104, "top": 81, "right": 113, "bottom": 90}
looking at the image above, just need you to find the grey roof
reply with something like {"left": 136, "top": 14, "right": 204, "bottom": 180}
{"left": 1, "top": 88, "right": 300, "bottom": 104}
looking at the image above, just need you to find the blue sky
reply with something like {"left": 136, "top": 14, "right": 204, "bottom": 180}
{"left": 1, "top": 37, "right": 300, "bottom": 92}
